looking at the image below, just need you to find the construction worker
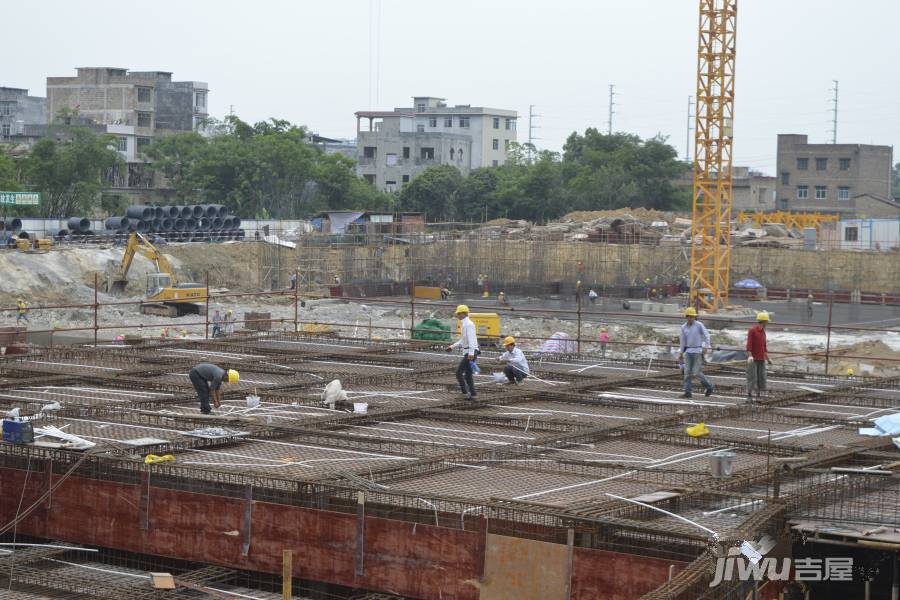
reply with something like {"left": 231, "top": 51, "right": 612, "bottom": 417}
{"left": 440, "top": 285, "right": 451, "bottom": 300}
{"left": 188, "top": 363, "right": 239, "bottom": 415}
{"left": 575, "top": 280, "right": 583, "bottom": 303}
{"left": 481, "top": 274, "right": 490, "bottom": 298}
{"left": 211, "top": 309, "right": 222, "bottom": 337}
{"left": 497, "top": 291, "right": 509, "bottom": 307}
{"left": 289, "top": 272, "right": 297, "bottom": 290}
{"left": 499, "top": 336, "right": 529, "bottom": 384}
{"left": 447, "top": 305, "right": 479, "bottom": 399}
{"left": 746, "top": 312, "right": 773, "bottom": 402}
{"left": 225, "top": 309, "right": 236, "bottom": 335}
{"left": 598, "top": 327, "right": 609, "bottom": 357}
{"left": 15, "top": 299, "right": 28, "bottom": 325}
{"left": 588, "top": 288, "right": 598, "bottom": 305}
{"left": 806, "top": 293, "right": 814, "bottom": 320}
{"left": 679, "top": 307, "right": 714, "bottom": 398}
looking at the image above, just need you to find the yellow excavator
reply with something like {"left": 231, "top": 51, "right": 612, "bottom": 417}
{"left": 106, "top": 232, "right": 207, "bottom": 317}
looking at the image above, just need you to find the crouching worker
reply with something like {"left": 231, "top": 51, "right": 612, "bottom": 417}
{"left": 499, "top": 336, "right": 529, "bottom": 384}
{"left": 189, "top": 363, "right": 239, "bottom": 415}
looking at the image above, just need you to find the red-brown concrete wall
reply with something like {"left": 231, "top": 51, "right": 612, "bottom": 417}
{"left": 0, "top": 468, "right": 691, "bottom": 599}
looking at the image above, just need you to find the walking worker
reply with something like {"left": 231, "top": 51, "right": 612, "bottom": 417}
{"left": 679, "top": 307, "right": 714, "bottom": 398}
{"left": 498, "top": 336, "right": 529, "bottom": 384}
{"left": 598, "top": 327, "right": 609, "bottom": 357}
{"left": 806, "top": 293, "right": 814, "bottom": 320}
{"left": 15, "top": 298, "right": 28, "bottom": 325}
{"left": 289, "top": 272, "right": 297, "bottom": 290}
{"left": 588, "top": 288, "right": 598, "bottom": 305}
{"left": 225, "top": 309, "right": 236, "bottom": 335}
{"left": 746, "top": 311, "right": 773, "bottom": 401}
{"left": 211, "top": 309, "right": 222, "bottom": 337}
{"left": 446, "top": 304, "right": 479, "bottom": 399}
{"left": 575, "top": 280, "right": 583, "bottom": 303}
{"left": 188, "top": 363, "right": 239, "bottom": 415}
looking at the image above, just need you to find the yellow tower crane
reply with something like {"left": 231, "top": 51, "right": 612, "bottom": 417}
{"left": 690, "top": 0, "right": 737, "bottom": 312}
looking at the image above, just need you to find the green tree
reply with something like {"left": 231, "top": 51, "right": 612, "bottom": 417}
{"left": 892, "top": 162, "right": 900, "bottom": 199}
{"left": 24, "top": 127, "right": 123, "bottom": 217}
{"left": 397, "top": 165, "right": 464, "bottom": 221}
{"left": 0, "top": 151, "right": 21, "bottom": 192}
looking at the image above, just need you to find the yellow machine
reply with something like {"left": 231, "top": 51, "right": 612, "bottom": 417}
{"left": 107, "top": 232, "right": 207, "bottom": 317}
{"left": 458, "top": 312, "right": 501, "bottom": 344}
{"left": 15, "top": 238, "right": 52, "bottom": 252}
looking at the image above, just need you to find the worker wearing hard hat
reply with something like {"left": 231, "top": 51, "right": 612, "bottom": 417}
{"left": 679, "top": 307, "right": 714, "bottom": 398}
{"left": 15, "top": 298, "right": 28, "bottom": 325}
{"left": 498, "top": 336, "right": 529, "bottom": 384}
{"left": 746, "top": 312, "right": 773, "bottom": 402}
{"left": 188, "top": 363, "right": 239, "bottom": 415}
{"left": 447, "top": 305, "right": 479, "bottom": 399}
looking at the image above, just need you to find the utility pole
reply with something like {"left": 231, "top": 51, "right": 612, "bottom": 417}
{"left": 685, "top": 95, "right": 694, "bottom": 162}
{"left": 528, "top": 104, "right": 541, "bottom": 163}
{"left": 606, "top": 84, "right": 616, "bottom": 135}
{"left": 829, "top": 80, "right": 839, "bottom": 144}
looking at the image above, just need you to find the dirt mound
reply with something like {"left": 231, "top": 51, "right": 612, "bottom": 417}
{"left": 560, "top": 208, "right": 675, "bottom": 225}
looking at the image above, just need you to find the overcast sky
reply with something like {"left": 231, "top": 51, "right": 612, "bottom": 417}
{"left": 7, "top": 0, "right": 898, "bottom": 173}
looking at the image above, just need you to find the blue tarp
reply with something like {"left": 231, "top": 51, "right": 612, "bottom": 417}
{"left": 734, "top": 278, "right": 763, "bottom": 289}
{"left": 858, "top": 413, "right": 900, "bottom": 436}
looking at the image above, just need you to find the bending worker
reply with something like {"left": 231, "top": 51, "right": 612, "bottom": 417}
{"left": 679, "top": 307, "right": 714, "bottom": 398}
{"left": 447, "top": 304, "right": 479, "bottom": 399}
{"left": 189, "top": 363, "right": 239, "bottom": 415}
{"left": 499, "top": 336, "right": 529, "bottom": 384}
{"left": 746, "top": 311, "right": 773, "bottom": 402}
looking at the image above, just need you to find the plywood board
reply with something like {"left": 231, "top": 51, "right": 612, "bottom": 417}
{"left": 480, "top": 533, "right": 568, "bottom": 600}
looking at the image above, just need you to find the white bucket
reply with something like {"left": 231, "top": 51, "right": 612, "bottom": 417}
{"left": 353, "top": 402, "right": 368, "bottom": 414}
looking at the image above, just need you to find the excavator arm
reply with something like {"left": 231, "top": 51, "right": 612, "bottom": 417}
{"left": 117, "top": 232, "right": 178, "bottom": 284}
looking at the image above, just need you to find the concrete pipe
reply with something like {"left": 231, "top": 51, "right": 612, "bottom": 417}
{"left": 215, "top": 204, "right": 229, "bottom": 217}
{"left": 4, "top": 218, "right": 23, "bottom": 232}
{"left": 222, "top": 216, "right": 234, "bottom": 230}
{"left": 152, "top": 218, "right": 162, "bottom": 231}
{"left": 200, "top": 204, "right": 218, "bottom": 218}
{"left": 126, "top": 205, "right": 154, "bottom": 220}
{"left": 186, "top": 217, "right": 197, "bottom": 230}
{"left": 162, "top": 205, "right": 179, "bottom": 218}
{"left": 67, "top": 217, "right": 91, "bottom": 232}
{"left": 210, "top": 217, "right": 224, "bottom": 230}
{"left": 173, "top": 218, "right": 187, "bottom": 231}
{"left": 230, "top": 216, "right": 242, "bottom": 229}
{"left": 153, "top": 206, "right": 164, "bottom": 219}
{"left": 135, "top": 220, "right": 150, "bottom": 233}
{"left": 197, "top": 217, "right": 211, "bottom": 231}
{"left": 160, "top": 218, "right": 173, "bottom": 231}
{"left": 105, "top": 217, "right": 128, "bottom": 230}
{"left": 178, "top": 205, "right": 192, "bottom": 219}
{"left": 17, "top": 231, "right": 31, "bottom": 240}
{"left": 234, "top": 228, "right": 245, "bottom": 241}
{"left": 190, "top": 205, "right": 204, "bottom": 219}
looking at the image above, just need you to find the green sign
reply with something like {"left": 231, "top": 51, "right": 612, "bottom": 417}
{"left": 0, "top": 192, "right": 41, "bottom": 206}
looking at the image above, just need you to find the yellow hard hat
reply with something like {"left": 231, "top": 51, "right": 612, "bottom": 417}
{"left": 503, "top": 336, "right": 516, "bottom": 346}
{"left": 684, "top": 307, "right": 698, "bottom": 317}
{"left": 847, "top": 368, "right": 854, "bottom": 377}
{"left": 227, "top": 369, "right": 240, "bottom": 384}
{"left": 455, "top": 304, "right": 469, "bottom": 314}
{"left": 601, "top": 327, "right": 608, "bottom": 332}
{"left": 227, "top": 309, "right": 233, "bottom": 314}
{"left": 756, "top": 311, "right": 770, "bottom": 322}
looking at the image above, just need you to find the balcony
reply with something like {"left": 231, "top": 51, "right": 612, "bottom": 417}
{"left": 358, "top": 156, "right": 376, "bottom": 166}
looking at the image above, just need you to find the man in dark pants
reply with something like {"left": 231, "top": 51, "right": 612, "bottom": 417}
{"left": 188, "top": 363, "right": 239, "bottom": 414}
{"left": 498, "top": 336, "right": 529, "bottom": 384}
{"left": 447, "top": 305, "right": 479, "bottom": 399}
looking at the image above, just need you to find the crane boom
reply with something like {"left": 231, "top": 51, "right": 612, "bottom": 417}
{"left": 690, "top": 0, "right": 737, "bottom": 312}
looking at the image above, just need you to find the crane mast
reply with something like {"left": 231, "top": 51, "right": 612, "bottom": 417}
{"left": 690, "top": 0, "right": 737, "bottom": 311}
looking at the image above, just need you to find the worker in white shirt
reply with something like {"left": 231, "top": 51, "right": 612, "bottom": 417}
{"left": 447, "top": 304, "right": 480, "bottom": 398}
{"left": 498, "top": 336, "right": 529, "bottom": 384}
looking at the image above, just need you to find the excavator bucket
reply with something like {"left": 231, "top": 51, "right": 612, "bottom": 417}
{"left": 109, "top": 279, "right": 128, "bottom": 295}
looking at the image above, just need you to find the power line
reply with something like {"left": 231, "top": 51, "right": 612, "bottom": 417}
{"left": 606, "top": 84, "right": 616, "bottom": 135}
{"left": 829, "top": 79, "right": 839, "bottom": 144}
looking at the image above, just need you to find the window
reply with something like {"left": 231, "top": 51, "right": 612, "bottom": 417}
{"left": 402, "top": 174, "right": 410, "bottom": 183}
{"left": 194, "top": 91, "right": 207, "bottom": 109}
{"left": 402, "top": 146, "right": 410, "bottom": 159}
{"left": 420, "top": 147, "right": 434, "bottom": 160}
{"left": 428, "top": 117, "right": 437, "bottom": 128}
{"left": 815, "top": 158, "right": 827, "bottom": 171}
{"left": 781, "top": 172, "right": 790, "bottom": 185}
{"left": 815, "top": 185, "right": 827, "bottom": 200}
{"left": 137, "top": 137, "right": 151, "bottom": 152}
{"left": 492, "top": 138, "right": 499, "bottom": 150}
{"left": 504, "top": 139, "right": 510, "bottom": 150}
{"left": 0, "top": 101, "right": 14, "bottom": 116}
{"left": 844, "top": 226, "right": 858, "bottom": 242}
{"left": 1, "top": 124, "right": 9, "bottom": 137}
{"left": 505, "top": 118, "right": 515, "bottom": 130}
{"left": 137, "top": 112, "right": 152, "bottom": 128}
{"left": 416, "top": 103, "right": 425, "bottom": 112}
{"left": 137, "top": 87, "right": 152, "bottom": 103}
{"left": 492, "top": 160, "right": 499, "bottom": 167}
{"left": 457, "top": 149, "right": 463, "bottom": 161}
{"left": 838, "top": 186, "right": 850, "bottom": 201}
{"left": 363, "top": 146, "right": 376, "bottom": 158}
{"left": 450, "top": 149, "right": 455, "bottom": 160}
{"left": 459, "top": 116, "right": 470, "bottom": 128}
{"left": 386, "top": 153, "right": 397, "bottom": 166}
{"left": 444, "top": 117, "right": 452, "bottom": 127}
{"left": 492, "top": 117, "right": 500, "bottom": 129}
{"left": 796, "top": 185, "right": 808, "bottom": 199}
{"left": 416, "top": 124, "right": 424, "bottom": 133}
{"left": 796, "top": 158, "right": 808, "bottom": 170}
{"left": 385, "top": 180, "right": 397, "bottom": 192}
{"left": 363, "top": 174, "right": 375, "bottom": 184}
{"left": 839, "top": 158, "right": 850, "bottom": 170}
{"left": 117, "top": 136, "right": 128, "bottom": 152}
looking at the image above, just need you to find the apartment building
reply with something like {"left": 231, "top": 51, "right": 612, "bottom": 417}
{"left": 0, "top": 87, "right": 46, "bottom": 147}
{"left": 46, "top": 68, "right": 209, "bottom": 194}
{"left": 355, "top": 96, "right": 517, "bottom": 191}
{"left": 775, "top": 134, "right": 898, "bottom": 217}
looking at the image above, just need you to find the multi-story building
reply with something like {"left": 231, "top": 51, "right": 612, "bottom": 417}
{"left": 355, "top": 96, "right": 517, "bottom": 192}
{"left": 775, "top": 133, "right": 898, "bottom": 217}
{"left": 0, "top": 87, "right": 46, "bottom": 147}
{"left": 46, "top": 68, "right": 209, "bottom": 195}
{"left": 732, "top": 166, "right": 776, "bottom": 213}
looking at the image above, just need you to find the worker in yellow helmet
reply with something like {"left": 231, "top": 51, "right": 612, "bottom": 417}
{"left": 746, "top": 312, "right": 773, "bottom": 402}
{"left": 188, "top": 363, "right": 239, "bottom": 415}
{"left": 498, "top": 336, "right": 530, "bottom": 384}
{"left": 679, "top": 307, "right": 714, "bottom": 399}
{"left": 447, "top": 305, "right": 479, "bottom": 399}
{"left": 15, "top": 298, "right": 28, "bottom": 325}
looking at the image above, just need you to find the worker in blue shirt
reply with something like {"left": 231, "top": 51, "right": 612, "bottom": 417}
{"left": 679, "top": 307, "right": 714, "bottom": 398}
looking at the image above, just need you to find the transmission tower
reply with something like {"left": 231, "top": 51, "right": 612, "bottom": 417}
{"left": 690, "top": 0, "right": 737, "bottom": 312}
{"left": 828, "top": 80, "right": 838, "bottom": 144}
{"left": 606, "top": 85, "right": 616, "bottom": 134}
